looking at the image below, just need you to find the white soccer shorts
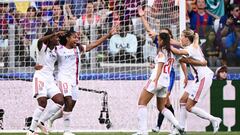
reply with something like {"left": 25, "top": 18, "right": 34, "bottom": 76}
{"left": 58, "top": 81, "right": 80, "bottom": 101}
{"left": 33, "top": 76, "right": 61, "bottom": 99}
{"left": 144, "top": 80, "right": 168, "bottom": 98}
{"left": 186, "top": 75, "right": 213, "bottom": 102}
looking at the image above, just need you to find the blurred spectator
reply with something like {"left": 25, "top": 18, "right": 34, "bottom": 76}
{"left": 124, "top": 0, "right": 142, "bottom": 19}
{"left": 223, "top": 19, "right": 240, "bottom": 66}
{"left": 201, "top": 29, "right": 221, "bottom": 67}
{"left": 187, "top": 0, "right": 214, "bottom": 39}
{"left": 48, "top": 3, "right": 65, "bottom": 30}
{"left": 74, "top": 0, "right": 101, "bottom": 64}
{"left": 74, "top": 1, "right": 100, "bottom": 41}
{"left": 215, "top": 65, "right": 228, "bottom": 80}
{"left": 219, "top": 4, "right": 240, "bottom": 37}
{"left": 234, "top": 0, "right": 240, "bottom": 5}
{"left": 19, "top": 6, "right": 39, "bottom": 40}
{"left": 65, "top": 0, "right": 87, "bottom": 18}
{"left": 205, "top": 0, "right": 225, "bottom": 18}
{"left": 0, "top": 2, "right": 10, "bottom": 67}
{"left": 105, "top": 0, "right": 124, "bottom": 31}
{"left": 18, "top": 6, "right": 39, "bottom": 67}
{"left": 224, "top": 0, "right": 231, "bottom": 15}
{"left": 35, "top": 1, "right": 55, "bottom": 22}
{"left": 109, "top": 24, "right": 137, "bottom": 63}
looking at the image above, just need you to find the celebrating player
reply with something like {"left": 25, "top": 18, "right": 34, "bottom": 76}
{"left": 27, "top": 30, "right": 65, "bottom": 135}
{"left": 171, "top": 30, "right": 222, "bottom": 134}
{"left": 138, "top": 6, "right": 206, "bottom": 134}
{"left": 48, "top": 27, "right": 117, "bottom": 135}
{"left": 133, "top": 32, "right": 184, "bottom": 135}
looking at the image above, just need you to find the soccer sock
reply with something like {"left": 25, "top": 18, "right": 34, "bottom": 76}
{"left": 29, "top": 106, "right": 44, "bottom": 132}
{"left": 161, "top": 108, "right": 180, "bottom": 129}
{"left": 137, "top": 105, "right": 148, "bottom": 134}
{"left": 179, "top": 103, "right": 187, "bottom": 129}
{"left": 38, "top": 103, "right": 62, "bottom": 123}
{"left": 166, "top": 104, "right": 175, "bottom": 115}
{"left": 191, "top": 106, "right": 215, "bottom": 121}
{"left": 63, "top": 111, "right": 71, "bottom": 132}
{"left": 49, "top": 108, "right": 63, "bottom": 123}
{"left": 157, "top": 112, "right": 164, "bottom": 128}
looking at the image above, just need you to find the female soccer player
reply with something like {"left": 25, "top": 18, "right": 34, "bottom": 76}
{"left": 138, "top": 7, "right": 206, "bottom": 134}
{"left": 48, "top": 27, "right": 117, "bottom": 135}
{"left": 27, "top": 30, "right": 65, "bottom": 135}
{"left": 133, "top": 32, "right": 184, "bottom": 135}
{"left": 171, "top": 30, "right": 222, "bottom": 134}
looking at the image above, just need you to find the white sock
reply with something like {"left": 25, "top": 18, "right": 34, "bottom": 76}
{"left": 63, "top": 111, "right": 71, "bottom": 132}
{"left": 179, "top": 103, "right": 187, "bottom": 129}
{"left": 49, "top": 108, "right": 63, "bottom": 123}
{"left": 191, "top": 106, "right": 215, "bottom": 121}
{"left": 29, "top": 106, "right": 44, "bottom": 131}
{"left": 39, "top": 103, "right": 62, "bottom": 123}
{"left": 137, "top": 105, "right": 148, "bottom": 134}
{"left": 162, "top": 108, "right": 180, "bottom": 129}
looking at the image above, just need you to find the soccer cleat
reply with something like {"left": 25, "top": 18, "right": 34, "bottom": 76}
{"left": 152, "top": 126, "right": 160, "bottom": 132}
{"left": 168, "top": 127, "right": 180, "bottom": 135}
{"left": 26, "top": 130, "right": 39, "bottom": 135}
{"left": 63, "top": 132, "right": 76, "bottom": 135}
{"left": 37, "top": 122, "right": 49, "bottom": 135}
{"left": 212, "top": 117, "right": 222, "bottom": 134}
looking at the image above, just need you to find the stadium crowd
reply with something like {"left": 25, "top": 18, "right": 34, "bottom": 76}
{"left": 0, "top": 0, "right": 239, "bottom": 67}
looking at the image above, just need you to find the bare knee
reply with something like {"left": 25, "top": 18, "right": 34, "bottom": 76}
{"left": 37, "top": 97, "right": 47, "bottom": 108}
{"left": 52, "top": 93, "right": 64, "bottom": 106}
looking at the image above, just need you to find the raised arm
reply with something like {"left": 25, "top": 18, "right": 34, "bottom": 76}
{"left": 85, "top": 26, "right": 117, "bottom": 52}
{"left": 170, "top": 46, "right": 189, "bottom": 55}
{"left": 138, "top": 6, "right": 156, "bottom": 38}
{"left": 37, "top": 31, "right": 65, "bottom": 51}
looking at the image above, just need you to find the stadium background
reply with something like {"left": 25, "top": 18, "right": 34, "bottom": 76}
{"left": 0, "top": 0, "right": 239, "bottom": 133}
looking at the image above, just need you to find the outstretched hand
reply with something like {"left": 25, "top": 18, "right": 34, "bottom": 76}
{"left": 109, "top": 24, "right": 120, "bottom": 36}
{"left": 138, "top": 6, "right": 145, "bottom": 17}
{"left": 194, "top": 32, "right": 199, "bottom": 41}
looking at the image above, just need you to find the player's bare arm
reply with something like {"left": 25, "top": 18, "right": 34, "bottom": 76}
{"left": 179, "top": 57, "right": 207, "bottom": 66}
{"left": 37, "top": 31, "right": 65, "bottom": 51}
{"left": 170, "top": 46, "right": 189, "bottom": 56}
{"left": 85, "top": 26, "right": 118, "bottom": 52}
{"left": 138, "top": 6, "right": 156, "bottom": 38}
{"left": 180, "top": 62, "right": 188, "bottom": 88}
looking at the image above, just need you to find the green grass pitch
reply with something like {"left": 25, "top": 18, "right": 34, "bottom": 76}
{"left": 0, "top": 132, "right": 239, "bottom": 135}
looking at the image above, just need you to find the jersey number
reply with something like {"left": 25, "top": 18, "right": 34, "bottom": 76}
{"left": 163, "top": 58, "right": 174, "bottom": 74}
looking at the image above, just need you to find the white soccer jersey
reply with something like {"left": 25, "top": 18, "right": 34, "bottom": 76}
{"left": 34, "top": 44, "right": 57, "bottom": 80}
{"left": 185, "top": 44, "right": 214, "bottom": 79}
{"left": 56, "top": 45, "right": 86, "bottom": 86}
{"left": 149, "top": 49, "right": 175, "bottom": 87}
{"left": 33, "top": 44, "right": 60, "bottom": 98}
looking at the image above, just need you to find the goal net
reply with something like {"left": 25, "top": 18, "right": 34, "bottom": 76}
{"left": 0, "top": 0, "right": 184, "bottom": 131}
